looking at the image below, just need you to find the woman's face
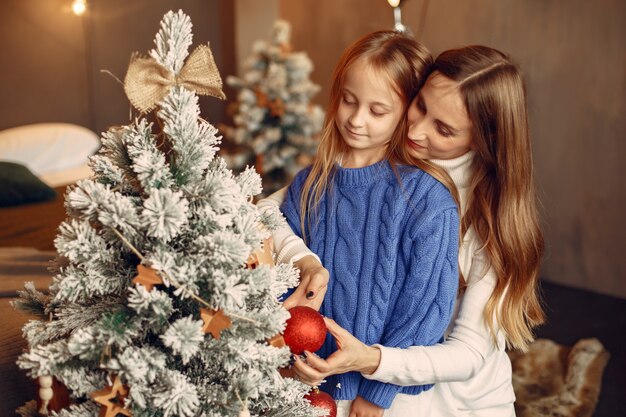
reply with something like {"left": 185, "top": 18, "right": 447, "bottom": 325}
{"left": 406, "top": 72, "right": 473, "bottom": 160}
{"left": 335, "top": 59, "right": 404, "bottom": 166}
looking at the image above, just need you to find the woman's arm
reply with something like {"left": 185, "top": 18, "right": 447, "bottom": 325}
{"left": 365, "top": 264, "right": 498, "bottom": 385}
{"left": 356, "top": 205, "right": 460, "bottom": 406}
{"left": 365, "top": 228, "right": 499, "bottom": 385}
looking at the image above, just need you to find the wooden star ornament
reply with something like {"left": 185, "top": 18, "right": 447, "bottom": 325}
{"left": 90, "top": 375, "right": 132, "bottom": 417}
{"left": 280, "top": 43, "right": 293, "bottom": 55}
{"left": 267, "top": 333, "right": 286, "bottom": 348}
{"left": 254, "top": 89, "right": 269, "bottom": 108}
{"left": 246, "top": 237, "right": 275, "bottom": 269}
{"left": 269, "top": 98, "right": 286, "bottom": 117}
{"left": 132, "top": 264, "right": 163, "bottom": 292}
{"left": 201, "top": 308, "right": 232, "bottom": 339}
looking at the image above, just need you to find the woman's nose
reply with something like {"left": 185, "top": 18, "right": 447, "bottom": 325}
{"left": 408, "top": 119, "right": 426, "bottom": 140}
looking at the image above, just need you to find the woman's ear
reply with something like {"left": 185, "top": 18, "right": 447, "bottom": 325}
{"left": 469, "top": 133, "right": 478, "bottom": 150}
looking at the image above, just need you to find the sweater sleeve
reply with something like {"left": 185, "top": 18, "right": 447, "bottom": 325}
{"left": 279, "top": 169, "right": 306, "bottom": 237}
{"left": 256, "top": 187, "right": 319, "bottom": 264}
{"left": 358, "top": 206, "right": 460, "bottom": 408}
{"left": 364, "top": 242, "right": 501, "bottom": 386}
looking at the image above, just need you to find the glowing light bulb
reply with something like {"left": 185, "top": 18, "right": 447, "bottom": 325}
{"left": 72, "top": 0, "right": 86, "bottom": 16}
{"left": 387, "top": 0, "right": 401, "bottom": 7}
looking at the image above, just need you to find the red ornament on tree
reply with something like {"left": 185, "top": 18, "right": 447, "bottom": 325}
{"left": 305, "top": 388, "right": 337, "bottom": 417}
{"left": 283, "top": 306, "right": 327, "bottom": 355}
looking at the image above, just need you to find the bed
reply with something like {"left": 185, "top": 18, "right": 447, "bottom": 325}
{"left": 0, "top": 123, "right": 99, "bottom": 416}
{"left": 0, "top": 123, "right": 98, "bottom": 250}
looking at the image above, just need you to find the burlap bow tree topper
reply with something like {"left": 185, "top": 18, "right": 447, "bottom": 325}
{"left": 124, "top": 43, "right": 225, "bottom": 113}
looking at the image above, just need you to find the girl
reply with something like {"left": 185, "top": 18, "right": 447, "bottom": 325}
{"left": 273, "top": 31, "right": 461, "bottom": 416}
{"left": 265, "top": 45, "right": 545, "bottom": 416}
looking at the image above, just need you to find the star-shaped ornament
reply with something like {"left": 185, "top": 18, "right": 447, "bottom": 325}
{"left": 267, "top": 333, "right": 286, "bottom": 348}
{"left": 201, "top": 308, "right": 232, "bottom": 339}
{"left": 90, "top": 375, "right": 132, "bottom": 417}
{"left": 246, "top": 237, "right": 275, "bottom": 269}
{"left": 132, "top": 264, "right": 163, "bottom": 291}
{"left": 254, "top": 89, "right": 269, "bottom": 108}
{"left": 280, "top": 43, "right": 292, "bottom": 55}
{"left": 269, "top": 98, "right": 285, "bottom": 117}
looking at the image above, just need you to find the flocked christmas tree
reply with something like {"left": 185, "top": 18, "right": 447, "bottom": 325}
{"left": 13, "top": 10, "right": 326, "bottom": 417}
{"left": 221, "top": 20, "right": 324, "bottom": 194}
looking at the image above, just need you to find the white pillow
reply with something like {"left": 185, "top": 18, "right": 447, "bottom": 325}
{"left": 0, "top": 123, "right": 100, "bottom": 175}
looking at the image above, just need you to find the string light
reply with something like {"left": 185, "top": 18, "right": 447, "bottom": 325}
{"left": 387, "top": 0, "right": 411, "bottom": 35}
{"left": 72, "top": 0, "right": 86, "bottom": 16}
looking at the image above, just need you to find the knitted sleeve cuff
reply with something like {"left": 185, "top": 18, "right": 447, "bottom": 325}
{"left": 256, "top": 187, "right": 286, "bottom": 213}
{"left": 257, "top": 187, "right": 318, "bottom": 264}
{"left": 357, "top": 378, "right": 401, "bottom": 409}
{"left": 276, "top": 237, "right": 319, "bottom": 264}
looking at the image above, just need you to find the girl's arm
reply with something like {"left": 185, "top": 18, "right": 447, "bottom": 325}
{"left": 256, "top": 187, "right": 318, "bottom": 264}
{"left": 257, "top": 187, "right": 328, "bottom": 310}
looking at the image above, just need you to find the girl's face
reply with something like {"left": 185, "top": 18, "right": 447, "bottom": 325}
{"left": 406, "top": 72, "right": 473, "bottom": 160}
{"left": 335, "top": 59, "right": 404, "bottom": 166}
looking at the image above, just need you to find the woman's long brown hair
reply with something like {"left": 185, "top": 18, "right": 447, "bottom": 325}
{"left": 433, "top": 46, "right": 545, "bottom": 351}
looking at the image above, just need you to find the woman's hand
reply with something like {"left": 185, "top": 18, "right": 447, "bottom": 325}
{"left": 349, "top": 396, "right": 384, "bottom": 417}
{"left": 283, "top": 255, "right": 329, "bottom": 311}
{"left": 292, "top": 318, "right": 381, "bottom": 386}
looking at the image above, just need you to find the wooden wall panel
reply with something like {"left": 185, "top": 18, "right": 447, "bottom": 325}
{"left": 0, "top": 0, "right": 89, "bottom": 130}
{"left": 0, "top": 0, "right": 235, "bottom": 134}
{"left": 233, "top": 0, "right": 279, "bottom": 74}
{"left": 280, "top": 0, "right": 395, "bottom": 108}
{"left": 280, "top": 0, "right": 626, "bottom": 298}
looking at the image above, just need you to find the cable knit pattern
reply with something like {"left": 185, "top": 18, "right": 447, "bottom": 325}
{"left": 280, "top": 160, "right": 459, "bottom": 409}
{"left": 369, "top": 184, "right": 401, "bottom": 342}
{"left": 333, "top": 185, "right": 364, "bottom": 328}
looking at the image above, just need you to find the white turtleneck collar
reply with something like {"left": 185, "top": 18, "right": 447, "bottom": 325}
{"left": 430, "top": 150, "right": 475, "bottom": 191}
{"left": 430, "top": 150, "right": 475, "bottom": 214}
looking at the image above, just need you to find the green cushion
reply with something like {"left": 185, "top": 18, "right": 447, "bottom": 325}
{"left": 0, "top": 161, "right": 56, "bottom": 207}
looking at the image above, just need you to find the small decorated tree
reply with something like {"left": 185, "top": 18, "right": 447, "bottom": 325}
{"left": 13, "top": 10, "right": 325, "bottom": 417}
{"left": 222, "top": 20, "right": 324, "bottom": 194}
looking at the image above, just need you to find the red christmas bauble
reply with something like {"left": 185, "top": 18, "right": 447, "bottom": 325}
{"left": 283, "top": 306, "right": 327, "bottom": 355}
{"left": 305, "top": 389, "right": 337, "bottom": 417}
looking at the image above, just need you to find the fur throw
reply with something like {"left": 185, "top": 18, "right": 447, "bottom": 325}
{"left": 508, "top": 338, "right": 609, "bottom": 417}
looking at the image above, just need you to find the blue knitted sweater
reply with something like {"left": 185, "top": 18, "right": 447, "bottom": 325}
{"left": 281, "top": 160, "right": 459, "bottom": 409}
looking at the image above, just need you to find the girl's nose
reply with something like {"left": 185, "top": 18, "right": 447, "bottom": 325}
{"left": 348, "top": 106, "right": 366, "bottom": 128}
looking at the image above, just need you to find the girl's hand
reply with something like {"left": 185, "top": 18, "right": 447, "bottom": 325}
{"left": 283, "top": 255, "right": 329, "bottom": 311}
{"left": 292, "top": 318, "right": 381, "bottom": 385}
{"left": 349, "top": 396, "right": 384, "bottom": 417}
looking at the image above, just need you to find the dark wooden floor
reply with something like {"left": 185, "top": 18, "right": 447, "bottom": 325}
{"left": 536, "top": 281, "right": 626, "bottom": 417}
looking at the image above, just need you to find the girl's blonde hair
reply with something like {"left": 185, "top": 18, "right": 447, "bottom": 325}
{"left": 299, "top": 31, "right": 433, "bottom": 240}
{"left": 434, "top": 46, "right": 545, "bottom": 351}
